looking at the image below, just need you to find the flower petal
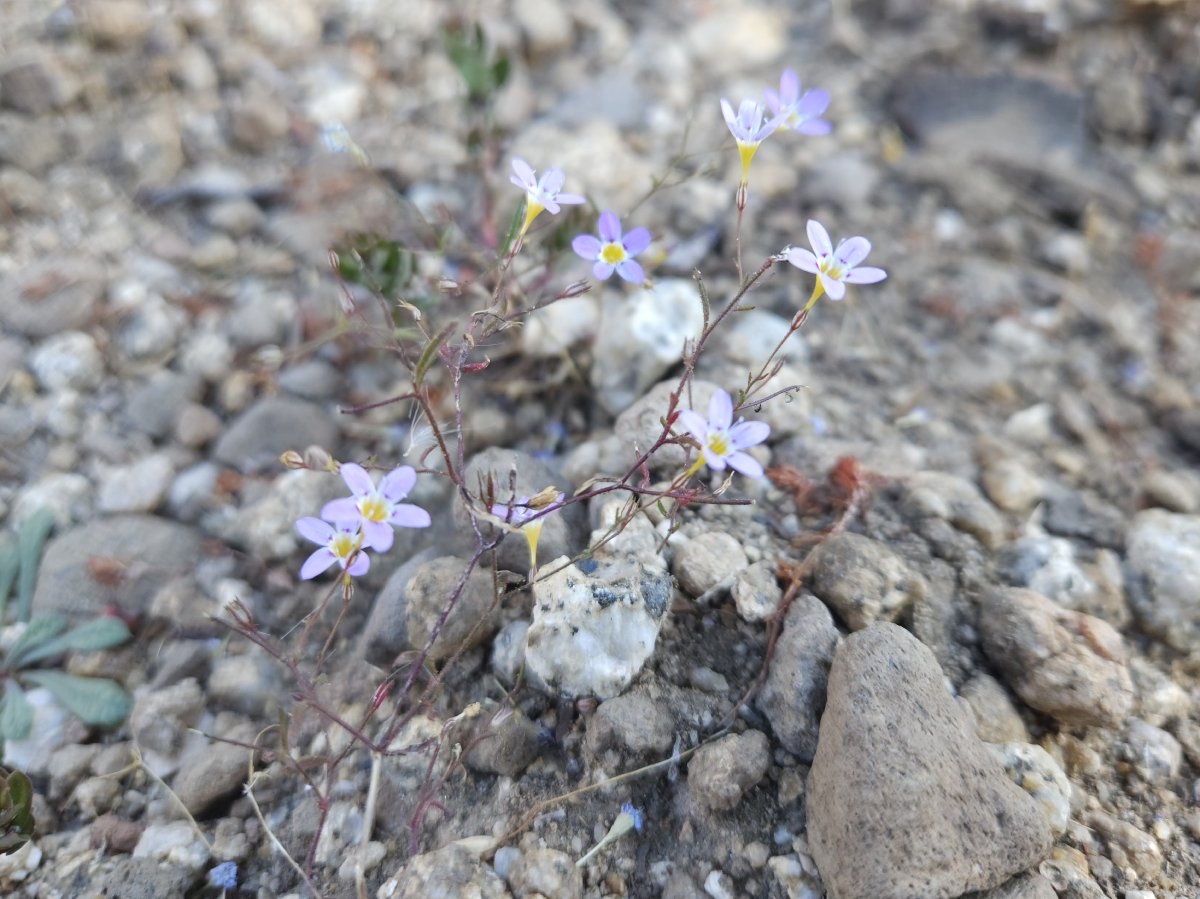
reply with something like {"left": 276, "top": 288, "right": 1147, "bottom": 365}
{"left": 795, "top": 88, "right": 829, "bottom": 119}
{"left": 763, "top": 87, "right": 782, "bottom": 116}
{"left": 362, "top": 520, "right": 394, "bottom": 552}
{"left": 593, "top": 261, "right": 615, "bottom": 281}
{"left": 379, "top": 465, "right": 416, "bottom": 502}
{"left": 555, "top": 192, "right": 586, "bottom": 205}
{"left": 785, "top": 247, "right": 819, "bottom": 274}
{"left": 818, "top": 270, "right": 846, "bottom": 300}
{"left": 573, "top": 234, "right": 603, "bottom": 259}
{"left": 807, "top": 219, "right": 832, "bottom": 258}
{"left": 598, "top": 211, "right": 621, "bottom": 243}
{"left": 621, "top": 226, "right": 651, "bottom": 256}
{"left": 320, "top": 497, "right": 361, "bottom": 523}
{"left": 615, "top": 259, "right": 644, "bottom": 283}
{"left": 836, "top": 236, "right": 872, "bottom": 269}
{"left": 676, "top": 409, "right": 708, "bottom": 443}
{"left": 389, "top": 504, "right": 432, "bottom": 529}
{"left": 720, "top": 98, "right": 737, "bottom": 130}
{"left": 345, "top": 550, "right": 370, "bottom": 577}
{"left": 539, "top": 168, "right": 565, "bottom": 195}
{"left": 843, "top": 265, "right": 887, "bottom": 284}
{"left": 727, "top": 451, "right": 764, "bottom": 479}
{"left": 339, "top": 463, "right": 375, "bottom": 498}
{"left": 300, "top": 548, "right": 337, "bottom": 580}
{"left": 729, "top": 419, "right": 771, "bottom": 450}
{"left": 796, "top": 118, "right": 832, "bottom": 136}
{"left": 707, "top": 389, "right": 734, "bottom": 429}
{"left": 702, "top": 447, "right": 728, "bottom": 471}
{"left": 511, "top": 157, "right": 535, "bottom": 188}
{"left": 296, "top": 516, "right": 334, "bottom": 545}
{"left": 779, "top": 68, "right": 800, "bottom": 104}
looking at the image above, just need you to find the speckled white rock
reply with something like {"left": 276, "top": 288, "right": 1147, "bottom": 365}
{"left": 984, "top": 742, "right": 1072, "bottom": 837}
{"left": 1126, "top": 509, "right": 1200, "bottom": 652}
{"left": 29, "top": 331, "right": 105, "bottom": 391}
{"left": 96, "top": 452, "right": 175, "bottom": 513}
{"left": 133, "top": 821, "right": 211, "bottom": 869}
{"left": 732, "top": 560, "right": 783, "bottom": 622}
{"left": 524, "top": 553, "right": 670, "bottom": 699}
{"left": 591, "top": 280, "right": 705, "bottom": 415}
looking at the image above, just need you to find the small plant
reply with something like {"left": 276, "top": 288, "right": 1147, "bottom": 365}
{"left": 0, "top": 613, "right": 133, "bottom": 746}
{"left": 0, "top": 765, "right": 35, "bottom": 855}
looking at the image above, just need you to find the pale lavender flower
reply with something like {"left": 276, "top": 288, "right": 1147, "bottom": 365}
{"left": 296, "top": 517, "right": 370, "bottom": 580}
{"left": 785, "top": 219, "right": 887, "bottom": 301}
{"left": 510, "top": 158, "right": 585, "bottom": 235}
{"left": 207, "top": 861, "right": 238, "bottom": 891}
{"left": 720, "top": 98, "right": 779, "bottom": 184}
{"left": 572, "top": 211, "right": 652, "bottom": 283}
{"left": 321, "top": 463, "right": 431, "bottom": 553}
{"left": 764, "top": 69, "right": 831, "bottom": 135}
{"left": 677, "top": 389, "right": 770, "bottom": 479}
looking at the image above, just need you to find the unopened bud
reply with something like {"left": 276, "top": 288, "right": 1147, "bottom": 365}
{"left": 526, "top": 486, "right": 563, "bottom": 510}
{"left": 280, "top": 450, "right": 305, "bottom": 469}
{"left": 559, "top": 279, "right": 591, "bottom": 299}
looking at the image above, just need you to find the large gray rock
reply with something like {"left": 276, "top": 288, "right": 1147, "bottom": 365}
{"left": 1125, "top": 509, "right": 1200, "bottom": 652}
{"left": 32, "top": 514, "right": 203, "bottom": 618}
{"left": 212, "top": 395, "right": 338, "bottom": 473}
{"left": 978, "top": 587, "right": 1133, "bottom": 728}
{"left": 807, "top": 624, "right": 1053, "bottom": 899}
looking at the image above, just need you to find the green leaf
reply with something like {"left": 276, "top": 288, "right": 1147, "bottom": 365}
{"left": 13, "top": 617, "right": 131, "bottom": 667}
{"left": 15, "top": 507, "right": 55, "bottom": 623}
{"left": 0, "top": 683, "right": 33, "bottom": 742}
{"left": 0, "top": 538, "right": 18, "bottom": 625}
{"left": 20, "top": 670, "right": 132, "bottom": 729}
{"left": 0, "top": 767, "right": 36, "bottom": 855}
{"left": 413, "top": 323, "right": 455, "bottom": 387}
{"left": 5, "top": 614, "right": 68, "bottom": 669}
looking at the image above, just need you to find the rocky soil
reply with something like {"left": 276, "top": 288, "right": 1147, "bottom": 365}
{"left": 3, "top": 0, "right": 1200, "bottom": 898}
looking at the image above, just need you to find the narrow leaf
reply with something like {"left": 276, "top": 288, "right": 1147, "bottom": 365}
{"left": 20, "top": 671, "right": 132, "bottom": 729}
{"left": 0, "top": 538, "right": 19, "bottom": 624}
{"left": 15, "top": 508, "right": 55, "bottom": 623}
{"left": 0, "top": 683, "right": 33, "bottom": 742}
{"left": 5, "top": 614, "right": 68, "bottom": 669}
{"left": 14, "top": 617, "right": 131, "bottom": 667}
{"left": 413, "top": 323, "right": 455, "bottom": 387}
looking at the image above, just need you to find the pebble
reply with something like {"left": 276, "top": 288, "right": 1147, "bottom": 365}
{"left": 755, "top": 594, "right": 839, "bottom": 763}
{"left": 672, "top": 531, "right": 746, "bottom": 597}
{"left": 688, "top": 730, "right": 770, "bottom": 813}
{"left": 521, "top": 296, "right": 600, "bottom": 358}
{"left": 179, "top": 331, "right": 234, "bottom": 381}
{"left": 807, "top": 624, "right": 1053, "bottom": 899}
{"left": 207, "top": 655, "right": 281, "bottom": 717}
{"left": 1127, "top": 657, "right": 1190, "bottom": 728}
{"left": 731, "top": 560, "right": 782, "bottom": 622}
{"left": 984, "top": 742, "right": 1072, "bottom": 837}
{"left": 505, "top": 846, "right": 582, "bottom": 899}
{"left": 902, "top": 471, "right": 1007, "bottom": 549}
{"left": 128, "top": 678, "right": 206, "bottom": 774}
{"left": 1125, "top": 509, "right": 1200, "bottom": 653}
{"left": 0, "top": 48, "right": 79, "bottom": 114}
{"left": 462, "top": 704, "right": 543, "bottom": 778}
{"left": 0, "top": 259, "right": 105, "bottom": 338}
{"left": 100, "top": 857, "right": 194, "bottom": 899}
{"left": 615, "top": 378, "right": 722, "bottom": 475}
{"left": 124, "top": 371, "right": 202, "bottom": 438}
{"left": 174, "top": 402, "right": 222, "bottom": 447}
{"left": 96, "top": 451, "right": 175, "bottom": 513}
{"left": 590, "top": 280, "right": 705, "bottom": 415}
{"left": 82, "top": 0, "right": 154, "bottom": 48}
{"left": 1124, "top": 718, "right": 1182, "bottom": 784}
{"left": 401, "top": 556, "right": 501, "bottom": 665}
{"left": 132, "top": 820, "right": 210, "bottom": 869}
{"left": 1084, "top": 809, "right": 1162, "bottom": 879}
{"left": 112, "top": 291, "right": 185, "bottom": 365}
{"left": 978, "top": 587, "right": 1134, "bottom": 728}
{"left": 212, "top": 395, "right": 339, "bottom": 473}
{"left": 170, "top": 718, "right": 260, "bottom": 816}
{"left": 526, "top": 554, "right": 670, "bottom": 699}
{"left": 11, "top": 472, "right": 93, "bottom": 527}
{"left": 29, "top": 331, "right": 105, "bottom": 391}
{"left": 979, "top": 453, "right": 1044, "bottom": 513}
{"left": 584, "top": 689, "right": 675, "bottom": 769}
{"left": 808, "top": 532, "right": 924, "bottom": 630}
{"left": 996, "top": 532, "right": 1097, "bottom": 611}
{"left": 379, "top": 843, "right": 510, "bottom": 898}
{"left": 1140, "top": 469, "right": 1200, "bottom": 514}
{"left": 959, "top": 672, "right": 1030, "bottom": 744}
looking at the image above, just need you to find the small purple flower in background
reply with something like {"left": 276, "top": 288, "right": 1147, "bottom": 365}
{"left": 510, "top": 157, "right": 585, "bottom": 237}
{"left": 321, "top": 463, "right": 431, "bottom": 553}
{"left": 764, "top": 69, "right": 831, "bottom": 135}
{"left": 296, "top": 518, "right": 369, "bottom": 579}
{"left": 785, "top": 219, "right": 887, "bottom": 302}
{"left": 207, "top": 861, "right": 238, "bottom": 892}
{"left": 720, "top": 98, "right": 779, "bottom": 185}
{"left": 572, "top": 211, "right": 652, "bottom": 283}
{"left": 577, "top": 803, "right": 645, "bottom": 868}
{"left": 678, "top": 388, "right": 771, "bottom": 479}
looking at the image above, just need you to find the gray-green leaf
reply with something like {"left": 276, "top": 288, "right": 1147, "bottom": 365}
{"left": 0, "top": 683, "right": 33, "bottom": 742}
{"left": 4, "top": 614, "right": 69, "bottom": 669}
{"left": 14, "top": 617, "right": 131, "bottom": 667}
{"left": 19, "top": 671, "right": 131, "bottom": 729}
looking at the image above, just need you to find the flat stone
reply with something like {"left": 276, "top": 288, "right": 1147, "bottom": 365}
{"left": 212, "top": 395, "right": 338, "bottom": 473}
{"left": 807, "top": 624, "right": 1053, "bottom": 899}
{"left": 1125, "top": 509, "right": 1200, "bottom": 652}
{"left": 808, "top": 532, "right": 924, "bottom": 630}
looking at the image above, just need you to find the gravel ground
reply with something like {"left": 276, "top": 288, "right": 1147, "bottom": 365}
{"left": 3, "top": 1, "right": 1200, "bottom": 898}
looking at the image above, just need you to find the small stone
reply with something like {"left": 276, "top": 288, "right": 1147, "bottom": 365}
{"left": 507, "top": 847, "right": 582, "bottom": 899}
{"left": 174, "top": 403, "right": 222, "bottom": 447}
{"left": 133, "top": 821, "right": 210, "bottom": 870}
{"left": 212, "top": 396, "right": 338, "bottom": 473}
{"left": 220, "top": 469, "right": 346, "bottom": 562}
{"left": 591, "top": 281, "right": 704, "bottom": 415}
{"left": 902, "top": 471, "right": 1007, "bottom": 549}
{"left": 980, "top": 454, "right": 1043, "bottom": 513}
{"left": 672, "top": 531, "right": 746, "bottom": 597}
{"left": 688, "top": 730, "right": 770, "bottom": 813}
{"left": 128, "top": 679, "right": 206, "bottom": 770}
{"left": 179, "top": 331, "right": 234, "bottom": 381}
{"left": 808, "top": 532, "right": 924, "bottom": 630}
{"left": 959, "top": 673, "right": 1029, "bottom": 744}
{"left": 91, "top": 814, "right": 142, "bottom": 853}
{"left": 112, "top": 292, "right": 185, "bottom": 365}
{"left": 124, "top": 371, "right": 202, "bottom": 439}
{"left": 1140, "top": 469, "right": 1200, "bottom": 514}
{"left": 1128, "top": 657, "right": 1190, "bottom": 727}
{"left": 30, "top": 331, "right": 105, "bottom": 391}
{"left": 731, "top": 560, "right": 782, "bottom": 622}
{"left": 996, "top": 533, "right": 1097, "bottom": 611}
{"left": 756, "top": 594, "right": 839, "bottom": 762}
{"left": 615, "top": 379, "right": 721, "bottom": 474}
{"left": 170, "top": 720, "right": 259, "bottom": 816}
{"left": 807, "top": 624, "right": 1053, "bottom": 899}
{"left": 512, "top": 0, "right": 574, "bottom": 56}
{"left": 1084, "top": 809, "right": 1162, "bottom": 879}
{"left": 403, "top": 556, "right": 501, "bottom": 665}
{"left": 1125, "top": 509, "right": 1200, "bottom": 653}
{"left": 984, "top": 742, "right": 1072, "bottom": 837}
{"left": 1125, "top": 718, "right": 1182, "bottom": 784}
{"left": 73, "top": 775, "right": 120, "bottom": 819}
{"left": 585, "top": 689, "right": 675, "bottom": 770}
{"left": 978, "top": 587, "right": 1133, "bottom": 728}
{"left": 703, "top": 869, "right": 736, "bottom": 899}
{"left": 205, "top": 197, "right": 264, "bottom": 236}
{"left": 97, "top": 452, "right": 175, "bottom": 513}
{"left": 463, "top": 705, "right": 543, "bottom": 777}
{"left": 0, "top": 258, "right": 104, "bottom": 339}
{"left": 380, "top": 843, "right": 510, "bottom": 899}
{"left": 101, "top": 857, "right": 194, "bottom": 899}
{"left": 190, "top": 234, "right": 238, "bottom": 270}
{"left": 82, "top": 0, "right": 154, "bottom": 47}
{"left": 1, "top": 48, "right": 79, "bottom": 114}
{"left": 526, "top": 553, "right": 670, "bottom": 699}
{"left": 207, "top": 654, "right": 281, "bottom": 717}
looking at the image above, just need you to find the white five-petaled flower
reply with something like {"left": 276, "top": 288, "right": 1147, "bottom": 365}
{"left": 295, "top": 518, "right": 370, "bottom": 580}
{"left": 785, "top": 219, "right": 887, "bottom": 301}
{"left": 720, "top": 98, "right": 779, "bottom": 185}
{"left": 764, "top": 69, "right": 831, "bottom": 135}
{"left": 678, "top": 389, "right": 771, "bottom": 479}
{"left": 510, "top": 157, "right": 585, "bottom": 235}
{"left": 321, "top": 463, "right": 431, "bottom": 553}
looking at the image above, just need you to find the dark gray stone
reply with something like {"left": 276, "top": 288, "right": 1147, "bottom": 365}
{"left": 212, "top": 395, "right": 338, "bottom": 473}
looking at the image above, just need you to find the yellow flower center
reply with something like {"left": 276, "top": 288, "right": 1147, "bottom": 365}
{"left": 358, "top": 496, "right": 387, "bottom": 523}
{"left": 819, "top": 257, "right": 845, "bottom": 280}
{"left": 330, "top": 532, "right": 357, "bottom": 559}
{"left": 600, "top": 242, "right": 626, "bottom": 265}
{"left": 706, "top": 432, "right": 730, "bottom": 456}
